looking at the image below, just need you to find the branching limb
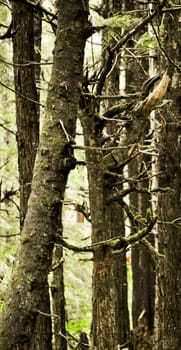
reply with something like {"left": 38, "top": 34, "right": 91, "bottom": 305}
{"left": 58, "top": 237, "right": 93, "bottom": 253}
{"left": 140, "top": 237, "right": 164, "bottom": 267}
{"left": 59, "top": 214, "right": 157, "bottom": 257}
{"left": 158, "top": 217, "right": 181, "bottom": 229}
{"left": 102, "top": 102, "right": 133, "bottom": 120}
{"left": 107, "top": 184, "right": 172, "bottom": 203}
{"left": 81, "top": 92, "right": 140, "bottom": 100}
{"left": 75, "top": 202, "right": 91, "bottom": 223}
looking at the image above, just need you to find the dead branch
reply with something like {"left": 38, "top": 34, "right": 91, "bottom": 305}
{"left": 139, "top": 72, "right": 170, "bottom": 117}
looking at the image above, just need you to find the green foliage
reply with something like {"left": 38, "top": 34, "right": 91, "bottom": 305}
{"left": 99, "top": 14, "right": 140, "bottom": 31}
{"left": 135, "top": 31, "right": 157, "bottom": 53}
{"left": 66, "top": 318, "right": 90, "bottom": 335}
{"left": 0, "top": 300, "right": 4, "bottom": 313}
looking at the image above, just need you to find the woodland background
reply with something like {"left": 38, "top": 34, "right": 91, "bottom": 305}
{"left": 0, "top": 1, "right": 180, "bottom": 349}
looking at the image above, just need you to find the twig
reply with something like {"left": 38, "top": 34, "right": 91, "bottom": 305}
{"left": 0, "top": 123, "right": 16, "bottom": 136}
{"left": 59, "top": 120, "right": 70, "bottom": 141}
{"left": 0, "top": 233, "right": 20, "bottom": 237}
{"left": 0, "top": 81, "right": 45, "bottom": 107}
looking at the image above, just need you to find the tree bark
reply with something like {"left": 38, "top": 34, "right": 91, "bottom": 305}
{"left": 0, "top": 1, "right": 91, "bottom": 349}
{"left": 51, "top": 243, "right": 67, "bottom": 350}
{"left": 101, "top": 0, "right": 130, "bottom": 345}
{"left": 12, "top": 3, "right": 40, "bottom": 229}
{"left": 124, "top": 2, "right": 155, "bottom": 342}
{"left": 154, "top": 4, "right": 181, "bottom": 348}
{"left": 12, "top": 4, "right": 53, "bottom": 349}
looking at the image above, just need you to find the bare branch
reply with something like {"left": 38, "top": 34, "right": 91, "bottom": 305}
{"left": 0, "top": 81, "right": 45, "bottom": 107}
{"left": 0, "top": 20, "right": 15, "bottom": 40}
{"left": 0, "top": 123, "right": 16, "bottom": 136}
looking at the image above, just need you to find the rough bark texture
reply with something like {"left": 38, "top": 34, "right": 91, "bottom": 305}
{"left": 12, "top": 3, "right": 40, "bottom": 228}
{"left": 125, "top": 1, "right": 155, "bottom": 341}
{"left": 81, "top": 103, "right": 129, "bottom": 349}
{"left": 12, "top": 4, "right": 52, "bottom": 349}
{"left": 154, "top": 5, "right": 181, "bottom": 349}
{"left": 0, "top": 1, "right": 90, "bottom": 349}
{"left": 51, "top": 243, "right": 67, "bottom": 350}
{"left": 81, "top": 99, "right": 116, "bottom": 349}
{"left": 101, "top": 1, "right": 130, "bottom": 345}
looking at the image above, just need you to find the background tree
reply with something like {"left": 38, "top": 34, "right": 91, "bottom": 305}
{"left": 124, "top": 1, "right": 155, "bottom": 345}
{"left": 154, "top": 2, "right": 181, "bottom": 348}
{"left": 80, "top": 2, "right": 168, "bottom": 348}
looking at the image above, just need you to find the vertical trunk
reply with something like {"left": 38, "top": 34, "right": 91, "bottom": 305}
{"left": 12, "top": 3, "right": 40, "bottom": 229}
{"left": 51, "top": 243, "right": 67, "bottom": 350}
{"left": 81, "top": 98, "right": 116, "bottom": 349}
{"left": 124, "top": 0, "right": 155, "bottom": 342}
{"left": 102, "top": 0, "right": 130, "bottom": 344}
{"left": 154, "top": 5, "right": 181, "bottom": 348}
{"left": 0, "top": 1, "right": 91, "bottom": 349}
{"left": 12, "top": 4, "right": 52, "bottom": 349}
{"left": 81, "top": 2, "right": 129, "bottom": 347}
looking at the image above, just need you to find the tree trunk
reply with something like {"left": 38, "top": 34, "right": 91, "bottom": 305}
{"left": 0, "top": 1, "right": 91, "bottom": 349}
{"left": 12, "top": 4, "right": 52, "bottom": 349}
{"left": 101, "top": 0, "right": 130, "bottom": 344}
{"left": 124, "top": 1, "right": 155, "bottom": 343}
{"left": 12, "top": 3, "right": 40, "bottom": 229}
{"left": 51, "top": 243, "right": 67, "bottom": 350}
{"left": 154, "top": 4, "right": 181, "bottom": 348}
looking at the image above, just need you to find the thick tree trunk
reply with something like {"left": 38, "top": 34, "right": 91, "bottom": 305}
{"left": 154, "top": 5, "right": 181, "bottom": 348}
{"left": 0, "top": 1, "right": 91, "bottom": 349}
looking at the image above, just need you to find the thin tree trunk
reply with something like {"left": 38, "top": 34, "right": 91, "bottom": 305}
{"left": 101, "top": 0, "right": 130, "bottom": 344}
{"left": 12, "top": 3, "right": 40, "bottom": 229}
{"left": 124, "top": 1, "right": 155, "bottom": 343}
{"left": 0, "top": 2, "right": 91, "bottom": 349}
{"left": 51, "top": 243, "right": 67, "bottom": 350}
